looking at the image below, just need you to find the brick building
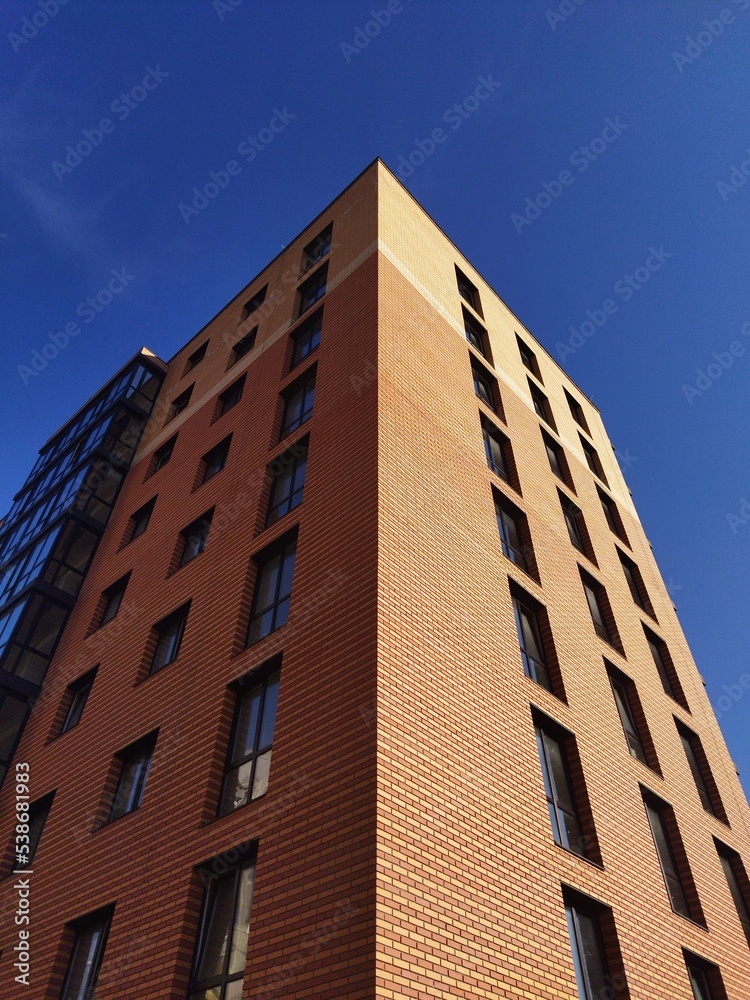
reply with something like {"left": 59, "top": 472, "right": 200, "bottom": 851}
{"left": 1, "top": 159, "right": 749, "bottom": 999}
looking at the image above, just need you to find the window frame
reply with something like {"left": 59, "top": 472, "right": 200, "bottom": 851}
{"left": 200, "top": 435, "right": 232, "bottom": 485}
{"left": 617, "top": 548, "right": 655, "bottom": 618}
{"left": 563, "top": 888, "right": 628, "bottom": 1000}
{"left": 541, "top": 428, "right": 575, "bottom": 490}
{"left": 266, "top": 438, "right": 308, "bottom": 526}
{"left": 564, "top": 387, "right": 590, "bottom": 433}
{"left": 528, "top": 379, "right": 556, "bottom": 430}
{"left": 280, "top": 367, "right": 316, "bottom": 439}
{"left": 165, "top": 384, "right": 194, "bottom": 425}
{"left": 297, "top": 262, "right": 328, "bottom": 317}
{"left": 684, "top": 950, "right": 729, "bottom": 1000}
{"left": 240, "top": 286, "right": 267, "bottom": 321}
{"left": 643, "top": 625, "right": 689, "bottom": 710}
{"left": 580, "top": 570, "right": 620, "bottom": 650}
{"left": 675, "top": 720, "right": 726, "bottom": 821}
{"left": 290, "top": 308, "right": 323, "bottom": 368}
{"left": 463, "top": 307, "right": 491, "bottom": 361}
{"left": 494, "top": 490, "right": 536, "bottom": 579}
{"left": 60, "top": 668, "right": 98, "bottom": 735}
{"left": 642, "top": 789, "right": 704, "bottom": 923}
{"left": 227, "top": 328, "right": 257, "bottom": 369}
{"left": 455, "top": 265, "right": 483, "bottom": 316}
{"left": 302, "top": 223, "right": 332, "bottom": 272}
{"left": 714, "top": 839, "right": 750, "bottom": 946}
{"left": 183, "top": 340, "right": 208, "bottom": 375}
{"left": 215, "top": 376, "right": 246, "bottom": 418}
{"left": 580, "top": 434, "right": 608, "bottom": 485}
{"left": 246, "top": 534, "right": 297, "bottom": 646}
{"left": 107, "top": 732, "right": 157, "bottom": 822}
{"left": 97, "top": 573, "right": 130, "bottom": 629}
{"left": 481, "top": 415, "right": 517, "bottom": 488}
{"left": 149, "top": 602, "right": 190, "bottom": 675}
{"left": 605, "top": 662, "right": 658, "bottom": 771}
{"left": 516, "top": 334, "right": 543, "bottom": 381}
{"left": 150, "top": 436, "right": 177, "bottom": 476}
{"left": 177, "top": 510, "right": 214, "bottom": 568}
{"left": 126, "top": 496, "right": 156, "bottom": 544}
{"left": 60, "top": 906, "right": 113, "bottom": 1000}
{"left": 510, "top": 583, "right": 563, "bottom": 698}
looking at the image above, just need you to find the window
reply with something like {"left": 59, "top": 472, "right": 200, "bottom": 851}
{"left": 463, "top": 307, "right": 490, "bottom": 360}
{"left": 529, "top": 379, "right": 556, "bottom": 430}
{"left": 150, "top": 436, "right": 177, "bottom": 475}
{"left": 559, "top": 492, "right": 594, "bottom": 561}
{"left": 565, "top": 388, "right": 590, "bottom": 433}
{"left": 455, "top": 265, "right": 482, "bottom": 315}
{"left": 200, "top": 436, "right": 232, "bottom": 485}
{"left": 542, "top": 429, "right": 574, "bottom": 489}
{"left": 481, "top": 416, "right": 517, "bottom": 487}
{"left": 495, "top": 491, "right": 536, "bottom": 578}
{"left": 166, "top": 385, "right": 193, "bottom": 424}
{"left": 184, "top": 340, "right": 208, "bottom": 375}
{"left": 240, "top": 285, "right": 267, "bottom": 320}
{"left": 60, "top": 907, "right": 113, "bottom": 1000}
{"left": 516, "top": 335, "right": 542, "bottom": 381}
{"left": 534, "top": 715, "right": 597, "bottom": 860}
{"left": 108, "top": 732, "right": 156, "bottom": 821}
{"left": 581, "top": 570, "right": 620, "bottom": 650}
{"left": 618, "top": 549, "right": 654, "bottom": 618}
{"left": 580, "top": 434, "right": 608, "bottom": 485}
{"left": 471, "top": 357, "right": 502, "bottom": 417}
{"left": 291, "top": 309, "right": 322, "bottom": 367}
{"left": 714, "top": 840, "right": 750, "bottom": 946}
{"left": 97, "top": 573, "right": 130, "bottom": 628}
{"left": 644, "top": 626, "right": 689, "bottom": 710}
{"left": 14, "top": 791, "right": 54, "bottom": 869}
{"left": 178, "top": 510, "right": 214, "bottom": 568}
{"left": 266, "top": 438, "right": 308, "bottom": 525}
{"left": 510, "top": 584, "right": 561, "bottom": 696}
{"left": 247, "top": 535, "right": 297, "bottom": 645}
{"left": 564, "top": 889, "right": 628, "bottom": 1000}
{"left": 606, "top": 662, "right": 656, "bottom": 769}
{"left": 228, "top": 329, "right": 257, "bottom": 368}
{"left": 297, "top": 262, "right": 328, "bottom": 316}
{"left": 676, "top": 720, "right": 726, "bottom": 821}
{"left": 220, "top": 664, "right": 281, "bottom": 814}
{"left": 216, "top": 376, "right": 245, "bottom": 417}
{"left": 684, "top": 951, "right": 729, "bottom": 1000}
{"left": 280, "top": 367, "right": 316, "bottom": 438}
{"left": 189, "top": 848, "right": 256, "bottom": 1000}
{"left": 642, "top": 790, "right": 703, "bottom": 922}
{"left": 149, "top": 603, "right": 190, "bottom": 674}
{"left": 303, "top": 222, "right": 332, "bottom": 271}
{"left": 126, "top": 497, "right": 156, "bottom": 544}
{"left": 596, "top": 486, "right": 629, "bottom": 544}
{"left": 60, "top": 668, "right": 97, "bottom": 734}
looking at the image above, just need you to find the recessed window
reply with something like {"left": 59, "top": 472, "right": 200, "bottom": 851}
{"left": 643, "top": 625, "right": 689, "bottom": 710}
{"left": 617, "top": 549, "right": 655, "bottom": 619}
{"left": 481, "top": 415, "right": 517, "bottom": 488}
{"left": 108, "top": 732, "right": 156, "bottom": 821}
{"left": 240, "top": 286, "right": 267, "bottom": 321}
{"left": 303, "top": 223, "right": 332, "bottom": 272}
{"left": 189, "top": 847, "right": 257, "bottom": 999}
{"left": 177, "top": 510, "right": 213, "bottom": 568}
{"left": 220, "top": 663, "right": 281, "bottom": 814}
{"left": 125, "top": 497, "right": 156, "bottom": 544}
{"left": 580, "top": 434, "right": 608, "bottom": 485}
{"left": 60, "top": 668, "right": 97, "bottom": 734}
{"left": 267, "top": 438, "right": 308, "bottom": 526}
{"left": 200, "top": 435, "right": 232, "bottom": 485}
{"left": 528, "top": 379, "right": 556, "bottom": 430}
{"left": 684, "top": 951, "right": 729, "bottom": 1000}
{"left": 495, "top": 490, "right": 536, "bottom": 578}
{"left": 642, "top": 788, "right": 704, "bottom": 923}
{"left": 12, "top": 791, "right": 54, "bottom": 870}
{"left": 675, "top": 720, "right": 727, "bottom": 821}
{"left": 280, "top": 367, "right": 316, "bottom": 439}
{"left": 564, "top": 888, "right": 628, "bottom": 1000}
{"left": 149, "top": 602, "right": 190, "bottom": 674}
{"left": 463, "top": 307, "right": 490, "bottom": 361}
{"left": 165, "top": 385, "right": 193, "bottom": 425}
{"left": 580, "top": 570, "right": 621, "bottom": 650}
{"left": 564, "top": 387, "right": 590, "bottom": 433}
{"left": 247, "top": 534, "right": 297, "bottom": 645}
{"left": 291, "top": 308, "right": 322, "bottom": 367}
{"left": 215, "top": 375, "right": 245, "bottom": 417}
{"left": 596, "top": 486, "right": 629, "bottom": 545}
{"left": 97, "top": 573, "right": 130, "bottom": 629}
{"left": 534, "top": 713, "right": 599, "bottom": 861}
{"left": 516, "top": 335, "right": 543, "bottom": 382}
{"left": 510, "top": 582, "right": 563, "bottom": 697}
{"left": 297, "top": 262, "right": 328, "bottom": 316}
{"left": 606, "top": 661, "right": 658, "bottom": 771}
{"left": 150, "top": 436, "right": 177, "bottom": 476}
{"left": 228, "top": 329, "right": 257, "bottom": 368}
{"left": 541, "top": 429, "right": 574, "bottom": 490}
{"left": 60, "top": 907, "right": 113, "bottom": 1000}
{"left": 714, "top": 839, "right": 750, "bottom": 947}
{"left": 471, "top": 357, "right": 503, "bottom": 417}
{"left": 455, "top": 265, "right": 482, "bottom": 316}
{"left": 558, "top": 491, "right": 594, "bottom": 562}
{"left": 184, "top": 341, "right": 208, "bottom": 375}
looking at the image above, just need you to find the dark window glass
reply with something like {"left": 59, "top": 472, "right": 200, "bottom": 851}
{"left": 529, "top": 380, "right": 556, "bottom": 429}
{"left": 565, "top": 388, "right": 590, "bottom": 433}
{"left": 495, "top": 494, "right": 533, "bottom": 574}
{"left": 565, "top": 897, "right": 617, "bottom": 1000}
{"left": 581, "top": 573, "right": 615, "bottom": 646}
{"left": 229, "top": 330, "right": 257, "bottom": 367}
{"left": 618, "top": 550, "right": 653, "bottom": 616}
{"left": 202, "top": 437, "right": 232, "bottom": 483}
{"left": 217, "top": 376, "right": 245, "bottom": 415}
{"left": 14, "top": 792, "right": 54, "bottom": 869}
{"left": 241, "top": 286, "right": 267, "bottom": 320}
{"left": 247, "top": 538, "right": 297, "bottom": 645}
{"left": 597, "top": 487, "right": 628, "bottom": 543}
{"left": 715, "top": 841, "right": 750, "bottom": 946}
{"left": 179, "top": 511, "right": 213, "bottom": 567}
{"left": 150, "top": 604, "right": 189, "bottom": 674}
{"left": 220, "top": 667, "right": 281, "bottom": 814}
{"left": 676, "top": 722, "right": 724, "bottom": 819}
{"left": 108, "top": 734, "right": 156, "bottom": 821}
{"left": 560, "top": 494, "right": 585, "bottom": 553}
{"left": 128, "top": 497, "right": 155, "bottom": 542}
{"left": 463, "top": 308, "right": 489, "bottom": 358}
{"left": 542, "top": 430, "right": 573, "bottom": 488}
{"left": 482, "top": 418, "right": 511, "bottom": 482}
{"left": 516, "top": 335, "right": 542, "bottom": 381}
{"left": 61, "top": 669, "right": 97, "bottom": 734}
{"left": 684, "top": 951, "right": 728, "bottom": 1000}
{"left": 609, "top": 671, "right": 648, "bottom": 764}
{"left": 455, "top": 266, "right": 482, "bottom": 315}
{"left": 581, "top": 435, "right": 608, "bottom": 485}
{"left": 99, "top": 574, "right": 129, "bottom": 627}
{"left": 298, "top": 263, "right": 328, "bottom": 315}
{"left": 152, "top": 436, "right": 176, "bottom": 473}
{"left": 536, "top": 724, "right": 588, "bottom": 857}
{"left": 60, "top": 909, "right": 113, "bottom": 1000}
{"left": 643, "top": 794, "right": 699, "bottom": 920}
{"left": 512, "top": 593, "right": 552, "bottom": 692}
{"left": 189, "top": 851, "right": 256, "bottom": 999}
{"left": 644, "top": 626, "right": 688, "bottom": 709}
{"left": 303, "top": 223, "right": 332, "bottom": 271}
{"left": 280, "top": 370, "right": 316, "bottom": 438}
{"left": 184, "top": 341, "right": 208, "bottom": 374}
{"left": 267, "top": 440, "right": 308, "bottom": 525}
{"left": 471, "top": 359, "right": 501, "bottom": 415}
{"left": 166, "top": 385, "right": 193, "bottom": 424}
{"left": 291, "top": 310, "right": 322, "bottom": 367}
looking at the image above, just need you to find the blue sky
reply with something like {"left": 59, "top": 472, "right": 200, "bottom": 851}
{"left": 1, "top": 1, "right": 749, "bottom": 792}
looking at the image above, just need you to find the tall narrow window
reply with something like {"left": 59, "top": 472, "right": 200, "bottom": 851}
{"left": 266, "top": 438, "right": 308, "bottom": 525}
{"left": 189, "top": 848, "right": 257, "bottom": 999}
{"left": 516, "top": 335, "right": 543, "bottom": 381}
{"left": 165, "top": 385, "right": 193, "bottom": 424}
{"left": 200, "top": 436, "right": 232, "bottom": 484}
{"left": 564, "top": 388, "right": 590, "bottom": 433}
{"left": 60, "top": 667, "right": 97, "bottom": 734}
{"left": 642, "top": 790, "right": 703, "bottom": 922}
{"left": 150, "top": 603, "right": 190, "bottom": 674}
{"left": 60, "top": 907, "right": 113, "bottom": 1000}
{"left": 471, "top": 357, "right": 502, "bottom": 417}
{"left": 463, "top": 307, "right": 490, "bottom": 360}
{"left": 13, "top": 791, "right": 54, "bottom": 869}
{"left": 580, "top": 571, "right": 620, "bottom": 650}
{"left": 529, "top": 380, "right": 556, "bottom": 429}
{"left": 684, "top": 951, "right": 729, "bottom": 1000}
{"left": 580, "top": 435, "right": 608, "bottom": 485}
{"left": 108, "top": 732, "right": 157, "bottom": 821}
{"left": 510, "top": 584, "right": 561, "bottom": 696}
{"left": 280, "top": 368, "right": 316, "bottom": 438}
{"left": 644, "top": 626, "right": 689, "bottom": 710}
{"left": 177, "top": 510, "right": 213, "bottom": 567}
{"left": 184, "top": 341, "right": 208, "bottom": 375}
{"left": 228, "top": 329, "right": 257, "bottom": 368}
{"left": 215, "top": 376, "right": 245, "bottom": 417}
{"left": 290, "top": 309, "right": 323, "bottom": 367}
{"left": 564, "top": 889, "right": 627, "bottom": 1000}
{"left": 297, "top": 263, "right": 328, "bottom": 316}
{"left": 481, "top": 416, "right": 516, "bottom": 487}
{"left": 97, "top": 573, "right": 130, "bottom": 628}
{"left": 618, "top": 549, "right": 655, "bottom": 618}
{"left": 150, "top": 436, "right": 177, "bottom": 475}
{"left": 240, "top": 285, "right": 267, "bottom": 320}
{"left": 247, "top": 535, "right": 297, "bottom": 645}
{"left": 542, "top": 429, "right": 574, "bottom": 490}
{"left": 302, "top": 223, "right": 332, "bottom": 271}
{"left": 125, "top": 497, "right": 156, "bottom": 544}
{"left": 606, "top": 663, "right": 657, "bottom": 769}
{"left": 675, "top": 720, "right": 726, "bottom": 821}
{"left": 495, "top": 491, "right": 536, "bottom": 577}
{"left": 534, "top": 717, "right": 596, "bottom": 859}
{"left": 597, "top": 486, "right": 629, "bottom": 544}
{"left": 455, "top": 265, "right": 482, "bottom": 315}
{"left": 558, "top": 491, "right": 594, "bottom": 562}
{"left": 714, "top": 840, "right": 750, "bottom": 946}
{"left": 220, "top": 664, "right": 281, "bottom": 814}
